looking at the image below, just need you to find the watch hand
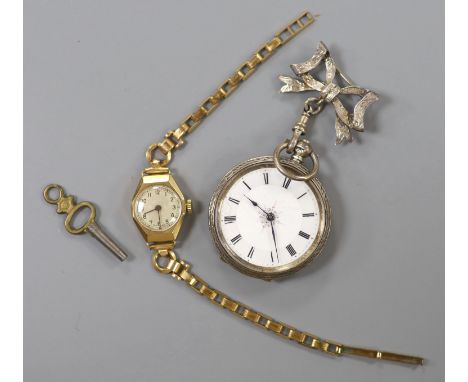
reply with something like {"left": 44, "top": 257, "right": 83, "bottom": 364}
{"left": 144, "top": 205, "right": 162, "bottom": 218}
{"left": 143, "top": 209, "right": 155, "bottom": 218}
{"left": 157, "top": 209, "right": 161, "bottom": 227}
{"left": 270, "top": 221, "right": 279, "bottom": 262}
{"left": 244, "top": 195, "right": 269, "bottom": 216}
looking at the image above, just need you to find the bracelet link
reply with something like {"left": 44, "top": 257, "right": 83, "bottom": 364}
{"left": 151, "top": 249, "right": 190, "bottom": 280}
{"left": 319, "top": 340, "right": 343, "bottom": 356}
{"left": 275, "top": 11, "right": 316, "bottom": 43}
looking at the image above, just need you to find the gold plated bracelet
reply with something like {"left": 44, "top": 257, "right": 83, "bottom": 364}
{"left": 145, "top": 11, "right": 317, "bottom": 167}
{"left": 152, "top": 249, "right": 423, "bottom": 365}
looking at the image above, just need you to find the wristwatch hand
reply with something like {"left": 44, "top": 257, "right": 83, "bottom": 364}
{"left": 144, "top": 205, "right": 161, "bottom": 218}
{"left": 157, "top": 209, "right": 161, "bottom": 227}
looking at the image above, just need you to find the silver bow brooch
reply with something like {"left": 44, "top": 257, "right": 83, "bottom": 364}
{"left": 279, "top": 42, "right": 379, "bottom": 144}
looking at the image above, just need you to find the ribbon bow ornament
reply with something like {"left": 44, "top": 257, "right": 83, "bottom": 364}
{"left": 279, "top": 42, "right": 379, "bottom": 144}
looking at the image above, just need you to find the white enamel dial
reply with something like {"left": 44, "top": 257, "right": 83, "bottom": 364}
{"left": 217, "top": 166, "right": 321, "bottom": 268}
{"left": 134, "top": 185, "right": 182, "bottom": 231}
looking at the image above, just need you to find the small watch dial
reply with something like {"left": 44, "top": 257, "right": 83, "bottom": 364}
{"left": 134, "top": 186, "right": 182, "bottom": 231}
{"left": 218, "top": 166, "right": 321, "bottom": 268}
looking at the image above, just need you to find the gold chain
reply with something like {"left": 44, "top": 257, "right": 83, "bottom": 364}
{"left": 152, "top": 250, "right": 424, "bottom": 366}
{"left": 145, "top": 11, "right": 316, "bottom": 167}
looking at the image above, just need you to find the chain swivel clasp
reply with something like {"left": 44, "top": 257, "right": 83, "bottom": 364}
{"left": 286, "top": 96, "right": 324, "bottom": 155}
{"left": 274, "top": 97, "right": 322, "bottom": 181}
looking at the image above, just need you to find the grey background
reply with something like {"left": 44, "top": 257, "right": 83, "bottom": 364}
{"left": 24, "top": 0, "right": 444, "bottom": 381}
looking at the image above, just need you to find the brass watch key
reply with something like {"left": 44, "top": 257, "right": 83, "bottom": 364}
{"left": 43, "top": 184, "right": 129, "bottom": 262}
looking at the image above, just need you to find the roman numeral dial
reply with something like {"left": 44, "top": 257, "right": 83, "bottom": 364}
{"left": 213, "top": 162, "right": 327, "bottom": 274}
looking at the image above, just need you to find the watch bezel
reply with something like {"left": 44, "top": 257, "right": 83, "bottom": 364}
{"left": 208, "top": 156, "right": 331, "bottom": 280}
